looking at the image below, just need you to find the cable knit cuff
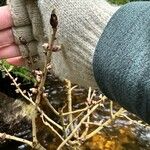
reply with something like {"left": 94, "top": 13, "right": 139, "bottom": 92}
{"left": 7, "top": 0, "right": 45, "bottom": 69}
{"left": 7, "top": 0, "right": 30, "bottom": 26}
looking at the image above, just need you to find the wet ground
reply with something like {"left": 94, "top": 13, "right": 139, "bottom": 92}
{"left": 0, "top": 72, "right": 150, "bottom": 150}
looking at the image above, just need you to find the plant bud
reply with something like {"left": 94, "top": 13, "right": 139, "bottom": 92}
{"left": 42, "top": 43, "right": 49, "bottom": 49}
{"left": 36, "top": 75, "right": 41, "bottom": 82}
{"left": 15, "top": 89, "right": 19, "bottom": 93}
{"left": 52, "top": 45, "right": 61, "bottom": 52}
{"left": 35, "top": 70, "right": 43, "bottom": 76}
{"left": 30, "top": 88, "right": 37, "bottom": 94}
{"left": 50, "top": 9, "right": 58, "bottom": 29}
{"left": 19, "top": 37, "right": 27, "bottom": 45}
{"left": 43, "top": 93, "right": 48, "bottom": 98}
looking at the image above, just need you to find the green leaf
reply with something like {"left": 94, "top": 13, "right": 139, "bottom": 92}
{"left": 0, "top": 60, "right": 36, "bottom": 84}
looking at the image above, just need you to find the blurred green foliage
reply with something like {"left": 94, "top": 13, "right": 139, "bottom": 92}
{"left": 108, "top": 0, "right": 129, "bottom": 5}
{"left": 0, "top": 60, "right": 36, "bottom": 84}
{"left": 0, "top": 0, "right": 6, "bottom": 6}
{"left": 108, "top": 0, "right": 143, "bottom": 5}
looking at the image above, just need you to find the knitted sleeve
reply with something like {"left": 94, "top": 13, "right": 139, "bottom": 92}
{"left": 93, "top": 2, "right": 150, "bottom": 124}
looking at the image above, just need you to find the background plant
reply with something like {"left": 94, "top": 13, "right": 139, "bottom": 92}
{"left": 0, "top": 0, "right": 5, "bottom": 6}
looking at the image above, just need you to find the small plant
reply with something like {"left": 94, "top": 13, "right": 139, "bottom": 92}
{"left": 0, "top": 60, "right": 36, "bottom": 84}
{"left": 0, "top": 8, "right": 147, "bottom": 150}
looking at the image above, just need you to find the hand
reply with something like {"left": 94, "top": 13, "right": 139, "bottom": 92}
{"left": 0, "top": 6, "right": 24, "bottom": 65}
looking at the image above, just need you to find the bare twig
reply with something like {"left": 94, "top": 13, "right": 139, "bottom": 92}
{"left": 62, "top": 106, "right": 89, "bottom": 116}
{"left": 57, "top": 102, "right": 101, "bottom": 150}
{"left": 65, "top": 109, "right": 84, "bottom": 133}
{"left": 31, "top": 10, "right": 59, "bottom": 148}
{"left": 3, "top": 66, "right": 63, "bottom": 130}
{"left": 60, "top": 103, "right": 67, "bottom": 138}
{"left": 41, "top": 114, "right": 65, "bottom": 142}
{"left": 32, "top": 114, "right": 38, "bottom": 146}
{"left": 0, "top": 133, "right": 33, "bottom": 148}
{"left": 82, "top": 121, "right": 103, "bottom": 126}
{"left": 35, "top": 9, "right": 58, "bottom": 105}
{"left": 65, "top": 98, "right": 105, "bottom": 133}
{"left": 110, "top": 101, "right": 113, "bottom": 118}
{"left": 80, "top": 108, "right": 90, "bottom": 139}
{"left": 44, "top": 97, "right": 59, "bottom": 116}
{"left": 39, "top": 110, "right": 63, "bottom": 130}
{"left": 84, "top": 108, "right": 125, "bottom": 141}
{"left": 65, "top": 79, "right": 74, "bottom": 132}
{"left": 122, "top": 114, "right": 146, "bottom": 127}
{"left": 80, "top": 88, "right": 93, "bottom": 139}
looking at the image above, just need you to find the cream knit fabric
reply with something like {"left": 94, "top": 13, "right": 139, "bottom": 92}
{"left": 7, "top": 0, "right": 119, "bottom": 88}
{"left": 7, "top": 0, "right": 45, "bottom": 69}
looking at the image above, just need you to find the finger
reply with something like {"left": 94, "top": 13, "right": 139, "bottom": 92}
{"left": 0, "top": 6, "right": 13, "bottom": 30}
{"left": 0, "top": 28, "right": 14, "bottom": 48}
{"left": 6, "top": 56, "right": 24, "bottom": 66}
{"left": 0, "top": 44, "right": 21, "bottom": 59}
